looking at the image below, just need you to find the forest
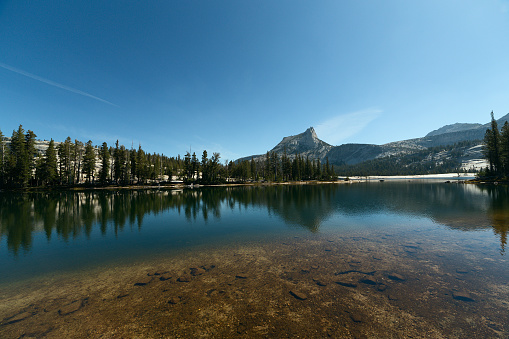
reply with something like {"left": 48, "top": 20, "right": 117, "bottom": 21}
{"left": 0, "top": 125, "right": 336, "bottom": 189}
{"left": 480, "top": 111, "right": 509, "bottom": 179}
{"left": 333, "top": 140, "right": 479, "bottom": 177}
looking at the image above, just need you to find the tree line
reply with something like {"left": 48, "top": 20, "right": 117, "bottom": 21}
{"left": 0, "top": 125, "right": 183, "bottom": 188}
{"left": 334, "top": 140, "right": 478, "bottom": 177}
{"left": 481, "top": 111, "right": 509, "bottom": 178}
{"left": 0, "top": 125, "right": 337, "bottom": 189}
{"left": 177, "top": 149, "right": 336, "bottom": 184}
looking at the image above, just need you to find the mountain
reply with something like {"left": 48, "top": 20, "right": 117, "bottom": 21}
{"left": 425, "top": 123, "right": 482, "bottom": 137}
{"left": 237, "top": 112, "right": 509, "bottom": 172}
{"left": 237, "top": 127, "right": 333, "bottom": 163}
{"left": 270, "top": 127, "right": 333, "bottom": 159}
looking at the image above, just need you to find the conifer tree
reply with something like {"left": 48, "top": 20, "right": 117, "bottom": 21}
{"left": 500, "top": 121, "right": 509, "bottom": 177}
{"left": 191, "top": 152, "right": 199, "bottom": 181}
{"left": 201, "top": 150, "right": 209, "bottom": 183}
{"left": 484, "top": 111, "right": 502, "bottom": 175}
{"left": 38, "top": 139, "right": 58, "bottom": 185}
{"left": 9, "top": 125, "right": 29, "bottom": 187}
{"left": 210, "top": 152, "right": 221, "bottom": 183}
{"left": 57, "top": 137, "right": 73, "bottom": 184}
{"left": 99, "top": 142, "right": 110, "bottom": 184}
{"left": 0, "top": 129, "right": 5, "bottom": 187}
{"left": 183, "top": 151, "right": 192, "bottom": 182}
{"left": 83, "top": 140, "right": 96, "bottom": 183}
{"left": 73, "top": 139, "right": 84, "bottom": 184}
{"left": 25, "top": 130, "right": 37, "bottom": 185}
{"left": 136, "top": 145, "right": 148, "bottom": 183}
{"left": 251, "top": 157, "right": 257, "bottom": 181}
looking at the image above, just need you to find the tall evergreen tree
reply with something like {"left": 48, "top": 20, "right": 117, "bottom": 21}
{"left": 83, "top": 140, "right": 96, "bottom": 183}
{"left": 500, "top": 121, "right": 509, "bottom": 177}
{"left": 136, "top": 145, "right": 148, "bottom": 184}
{"left": 58, "top": 137, "right": 73, "bottom": 184}
{"left": 484, "top": 111, "right": 502, "bottom": 175}
{"left": 99, "top": 142, "right": 110, "bottom": 184}
{"left": 73, "top": 139, "right": 84, "bottom": 184}
{"left": 9, "top": 125, "right": 29, "bottom": 187}
{"left": 183, "top": 151, "right": 192, "bottom": 182}
{"left": 210, "top": 152, "right": 221, "bottom": 183}
{"left": 25, "top": 130, "right": 37, "bottom": 185}
{"left": 201, "top": 150, "right": 209, "bottom": 182}
{"left": 38, "top": 139, "right": 58, "bottom": 186}
{"left": 0, "top": 129, "right": 6, "bottom": 187}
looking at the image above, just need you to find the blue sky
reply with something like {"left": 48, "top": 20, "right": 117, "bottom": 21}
{"left": 1, "top": 0, "right": 508, "bottom": 161}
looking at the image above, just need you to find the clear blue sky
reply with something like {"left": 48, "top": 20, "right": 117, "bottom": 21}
{"left": 1, "top": 0, "right": 509, "bottom": 161}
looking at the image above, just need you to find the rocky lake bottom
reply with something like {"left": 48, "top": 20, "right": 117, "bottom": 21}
{"left": 1, "top": 227, "right": 508, "bottom": 338}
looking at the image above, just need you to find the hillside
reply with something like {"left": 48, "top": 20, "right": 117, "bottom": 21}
{"left": 237, "top": 113, "right": 509, "bottom": 174}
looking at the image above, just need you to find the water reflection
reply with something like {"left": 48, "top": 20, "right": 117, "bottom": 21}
{"left": 1, "top": 183, "right": 508, "bottom": 255}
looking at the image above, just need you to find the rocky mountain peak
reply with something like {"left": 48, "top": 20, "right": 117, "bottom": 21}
{"left": 268, "top": 127, "right": 332, "bottom": 161}
{"left": 304, "top": 127, "right": 318, "bottom": 139}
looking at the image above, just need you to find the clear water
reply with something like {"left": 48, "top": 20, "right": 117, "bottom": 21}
{"left": 1, "top": 182, "right": 508, "bottom": 337}
{"left": 1, "top": 182, "right": 508, "bottom": 284}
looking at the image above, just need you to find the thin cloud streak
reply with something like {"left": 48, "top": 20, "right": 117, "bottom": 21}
{"left": 315, "top": 109, "right": 382, "bottom": 145}
{"left": 0, "top": 62, "right": 118, "bottom": 107}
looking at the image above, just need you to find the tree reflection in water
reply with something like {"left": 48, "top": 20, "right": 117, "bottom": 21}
{"left": 1, "top": 183, "right": 508, "bottom": 255}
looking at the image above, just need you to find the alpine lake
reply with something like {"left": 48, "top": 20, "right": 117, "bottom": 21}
{"left": 0, "top": 180, "right": 508, "bottom": 338}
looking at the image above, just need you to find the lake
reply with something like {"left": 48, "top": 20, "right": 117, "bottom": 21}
{"left": 1, "top": 182, "right": 508, "bottom": 338}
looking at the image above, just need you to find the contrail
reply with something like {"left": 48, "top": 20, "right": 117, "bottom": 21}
{"left": 0, "top": 62, "right": 119, "bottom": 107}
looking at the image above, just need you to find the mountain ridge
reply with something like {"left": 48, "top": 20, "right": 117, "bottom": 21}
{"left": 238, "top": 112, "right": 509, "bottom": 171}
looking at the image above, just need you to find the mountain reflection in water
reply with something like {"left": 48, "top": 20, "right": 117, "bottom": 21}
{"left": 1, "top": 182, "right": 508, "bottom": 256}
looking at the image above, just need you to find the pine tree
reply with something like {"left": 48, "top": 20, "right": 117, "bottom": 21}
{"left": 183, "top": 151, "right": 191, "bottom": 182}
{"left": 191, "top": 152, "right": 199, "bottom": 181}
{"left": 9, "top": 125, "right": 29, "bottom": 187}
{"left": 0, "top": 129, "right": 5, "bottom": 187}
{"left": 25, "top": 130, "right": 37, "bottom": 185}
{"left": 500, "top": 121, "right": 509, "bottom": 177}
{"left": 484, "top": 111, "right": 502, "bottom": 175}
{"left": 201, "top": 150, "right": 209, "bottom": 183}
{"left": 73, "top": 139, "right": 84, "bottom": 184}
{"left": 38, "top": 139, "right": 58, "bottom": 186}
{"left": 136, "top": 145, "right": 148, "bottom": 184}
{"left": 99, "top": 142, "right": 110, "bottom": 184}
{"left": 58, "top": 137, "right": 72, "bottom": 184}
{"left": 210, "top": 152, "right": 221, "bottom": 183}
{"left": 83, "top": 140, "right": 96, "bottom": 183}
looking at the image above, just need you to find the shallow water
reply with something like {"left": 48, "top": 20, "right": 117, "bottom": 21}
{"left": 1, "top": 182, "right": 508, "bottom": 338}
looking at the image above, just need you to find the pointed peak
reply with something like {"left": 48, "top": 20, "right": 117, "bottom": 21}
{"left": 304, "top": 127, "right": 317, "bottom": 139}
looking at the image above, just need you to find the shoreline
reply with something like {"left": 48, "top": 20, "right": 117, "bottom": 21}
{"left": 0, "top": 173, "right": 481, "bottom": 192}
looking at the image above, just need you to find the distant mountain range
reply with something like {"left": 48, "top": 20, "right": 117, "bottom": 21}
{"left": 238, "top": 113, "right": 509, "bottom": 172}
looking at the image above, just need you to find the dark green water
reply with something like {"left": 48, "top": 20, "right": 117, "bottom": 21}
{"left": 1, "top": 182, "right": 508, "bottom": 285}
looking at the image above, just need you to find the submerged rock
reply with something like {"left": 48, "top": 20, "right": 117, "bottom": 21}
{"left": 177, "top": 275, "right": 191, "bottom": 282}
{"left": 349, "top": 313, "right": 364, "bottom": 323}
{"left": 388, "top": 273, "right": 406, "bottom": 281}
{"left": 168, "top": 297, "right": 180, "bottom": 305}
{"left": 134, "top": 277, "right": 153, "bottom": 286}
{"left": 5, "top": 311, "right": 33, "bottom": 324}
{"left": 359, "top": 278, "right": 377, "bottom": 285}
{"left": 313, "top": 279, "right": 327, "bottom": 286}
{"left": 336, "top": 281, "right": 357, "bottom": 288}
{"left": 190, "top": 267, "right": 206, "bottom": 276}
{"left": 58, "top": 299, "right": 86, "bottom": 316}
{"left": 453, "top": 291, "right": 475, "bottom": 302}
{"left": 159, "top": 273, "right": 172, "bottom": 281}
{"left": 290, "top": 290, "right": 308, "bottom": 300}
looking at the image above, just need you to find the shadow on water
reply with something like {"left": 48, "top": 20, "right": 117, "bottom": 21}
{"left": 1, "top": 183, "right": 509, "bottom": 256}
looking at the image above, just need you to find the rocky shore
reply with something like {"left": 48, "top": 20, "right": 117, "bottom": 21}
{"left": 1, "top": 230, "right": 507, "bottom": 338}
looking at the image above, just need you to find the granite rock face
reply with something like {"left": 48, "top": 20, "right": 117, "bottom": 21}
{"left": 237, "top": 113, "right": 509, "bottom": 168}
